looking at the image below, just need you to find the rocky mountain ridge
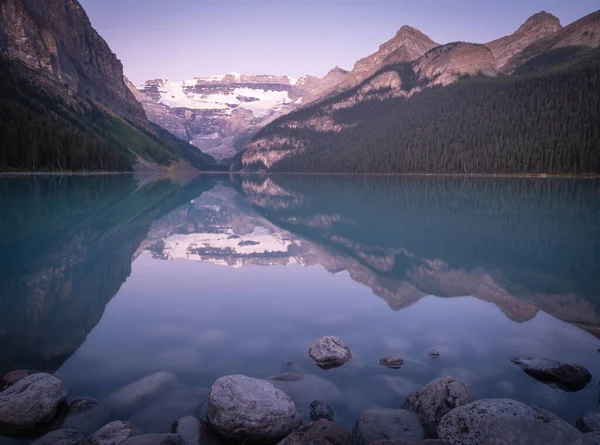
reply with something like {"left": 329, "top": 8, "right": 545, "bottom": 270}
{"left": 133, "top": 70, "right": 349, "bottom": 161}
{"left": 0, "top": 0, "right": 147, "bottom": 126}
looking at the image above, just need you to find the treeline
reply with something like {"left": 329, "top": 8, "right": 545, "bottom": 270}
{"left": 0, "top": 56, "right": 217, "bottom": 172}
{"left": 260, "top": 47, "right": 600, "bottom": 175}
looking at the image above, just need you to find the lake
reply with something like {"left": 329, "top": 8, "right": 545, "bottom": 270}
{"left": 0, "top": 174, "right": 599, "bottom": 442}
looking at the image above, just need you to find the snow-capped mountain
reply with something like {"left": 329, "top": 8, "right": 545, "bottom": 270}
{"left": 131, "top": 71, "right": 347, "bottom": 161}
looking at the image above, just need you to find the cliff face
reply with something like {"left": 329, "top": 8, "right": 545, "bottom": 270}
{"left": 486, "top": 11, "right": 562, "bottom": 68}
{"left": 0, "top": 0, "right": 147, "bottom": 125}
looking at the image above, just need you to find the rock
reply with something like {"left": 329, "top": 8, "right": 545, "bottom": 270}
{"left": 578, "top": 414, "right": 600, "bottom": 433}
{"left": 31, "top": 429, "right": 85, "bottom": 445}
{"left": 428, "top": 350, "right": 440, "bottom": 359}
{"left": 437, "top": 398, "right": 585, "bottom": 444}
{"left": 279, "top": 420, "right": 350, "bottom": 445}
{"left": 68, "top": 397, "right": 99, "bottom": 415}
{"left": 104, "top": 371, "right": 179, "bottom": 418}
{"left": 62, "top": 404, "right": 111, "bottom": 436}
{"left": 0, "top": 373, "right": 67, "bottom": 436}
{"left": 583, "top": 432, "right": 600, "bottom": 445}
{"left": 404, "top": 377, "right": 475, "bottom": 437}
{"left": 351, "top": 408, "right": 425, "bottom": 445}
{"left": 173, "top": 416, "right": 224, "bottom": 445}
{"left": 87, "top": 421, "right": 141, "bottom": 445}
{"left": 371, "top": 441, "right": 450, "bottom": 445}
{"left": 128, "top": 387, "right": 209, "bottom": 433}
{"left": 121, "top": 434, "right": 183, "bottom": 445}
{"left": 207, "top": 375, "right": 302, "bottom": 443}
{"left": 268, "top": 373, "right": 343, "bottom": 410}
{"left": 2, "top": 370, "right": 31, "bottom": 387}
{"left": 379, "top": 357, "right": 404, "bottom": 369}
{"left": 310, "top": 400, "right": 335, "bottom": 422}
{"left": 511, "top": 357, "right": 592, "bottom": 391}
{"left": 308, "top": 336, "right": 352, "bottom": 369}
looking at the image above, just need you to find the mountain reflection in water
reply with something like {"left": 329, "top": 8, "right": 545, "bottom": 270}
{"left": 0, "top": 174, "right": 598, "bottom": 428}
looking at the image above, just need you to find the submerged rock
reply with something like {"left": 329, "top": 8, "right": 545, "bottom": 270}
{"left": 31, "top": 429, "right": 85, "bottom": 445}
{"left": 128, "top": 386, "right": 209, "bottom": 433}
{"left": 121, "top": 434, "right": 182, "bottom": 445}
{"left": 310, "top": 400, "right": 335, "bottom": 422}
{"left": 511, "top": 357, "right": 592, "bottom": 391}
{"left": 62, "top": 403, "right": 111, "bottom": 436}
{"left": 351, "top": 408, "right": 425, "bottom": 445}
{"left": 87, "top": 421, "right": 141, "bottom": 445}
{"left": 379, "top": 356, "right": 404, "bottom": 369}
{"left": 104, "top": 371, "right": 179, "bottom": 418}
{"left": 207, "top": 375, "right": 302, "bottom": 443}
{"left": 308, "top": 336, "right": 352, "bottom": 369}
{"left": 173, "top": 416, "right": 224, "bottom": 445}
{"left": 404, "top": 376, "right": 475, "bottom": 437}
{"left": 279, "top": 420, "right": 350, "bottom": 445}
{"left": 0, "top": 373, "right": 67, "bottom": 436}
{"left": 268, "top": 373, "right": 343, "bottom": 410}
{"left": 68, "top": 397, "right": 99, "bottom": 415}
{"left": 437, "top": 398, "right": 585, "bottom": 444}
{"left": 578, "top": 413, "right": 600, "bottom": 433}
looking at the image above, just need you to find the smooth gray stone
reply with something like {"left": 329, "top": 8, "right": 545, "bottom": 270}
{"left": 310, "top": 400, "right": 335, "bottom": 422}
{"left": 31, "top": 429, "right": 85, "bottom": 445}
{"left": 68, "top": 398, "right": 98, "bottom": 415}
{"left": 437, "top": 398, "right": 585, "bottom": 445}
{"left": 173, "top": 416, "right": 227, "bottom": 445}
{"left": 379, "top": 356, "right": 404, "bottom": 369}
{"left": 87, "top": 421, "right": 141, "bottom": 445}
{"left": 578, "top": 413, "right": 600, "bottom": 433}
{"left": 121, "top": 434, "right": 182, "bottom": 445}
{"left": 511, "top": 357, "right": 592, "bottom": 391}
{"left": 129, "top": 387, "right": 209, "bottom": 433}
{"left": 0, "top": 373, "right": 67, "bottom": 436}
{"left": 278, "top": 420, "right": 350, "bottom": 445}
{"left": 351, "top": 408, "right": 425, "bottom": 445}
{"left": 104, "top": 372, "right": 179, "bottom": 419}
{"left": 308, "top": 336, "right": 352, "bottom": 369}
{"left": 207, "top": 375, "right": 302, "bottom": 443}
{"left": 404, "top": 376, "right": 475, "bottom": 437}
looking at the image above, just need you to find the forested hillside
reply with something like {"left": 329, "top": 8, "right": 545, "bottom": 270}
{"left": 0, "top": 56, "right": 216, "bottom": 172}
{"left": 250, "top": 47, "right": 600, "bottom": 175}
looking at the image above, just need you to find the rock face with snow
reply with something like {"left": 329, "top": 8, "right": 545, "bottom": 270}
{"left": 510, "top": 357, "right": 592, "bottom": 391}
{"left": 207, "top": 375, "right": 302, "bottom": 443}
{"left": 308, "top": 336, "right": 352, "bottom": 369}
{"left": 404, "top": 377, "right": 475, "bottom": 437}
{"left": 133, "top": 71, "right": 347, "bottom": 161}
{"left": 0, "top": 373, "right": 67, "bottom": 435}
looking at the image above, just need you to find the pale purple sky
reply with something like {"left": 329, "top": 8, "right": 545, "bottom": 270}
{"left": 78, "top": 0, "right": 599, "bottom": 84}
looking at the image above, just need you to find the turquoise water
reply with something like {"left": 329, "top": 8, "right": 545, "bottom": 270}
{"left": 0, "top": 174, "right": 599, "bottom": 440}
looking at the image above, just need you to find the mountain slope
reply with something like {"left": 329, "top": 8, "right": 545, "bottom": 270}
{"left": 0, "top": 0, "right": 217, "bottom": 172}
{"left": 485, "top": 11, "right": 562, "bottom": 68}
{"left": 242, "top": 45, "right": 600, "bottom": 174}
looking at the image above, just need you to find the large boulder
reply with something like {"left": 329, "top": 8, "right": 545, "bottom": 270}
{"left": 578, "top": 414, "right": 600, "bottom": 433}
{"left": 104, "top": 371, "right": 179, "bottom": 418}
{"left": 207, "top": 375, "right": 302, "bottom": 443}
{"left": 87, "top": 421, "right": 141, "bottom": 445}
{"left": 308, "top": 336, "right": 352, "bottom": 369}
{"left": 121, "top": 434, "right": 183, "bottom": 445}
{"left": 437, "top": 398, "right": 585, "bottom": 444}
{"left": 0, "top": 373, "right": 67, "bottom": 435}
{"left": 511, "top": 358, "right": 592, "bottom": 391}
{"left": 31, "top": 429, "right": 85, "bottom": 445}
{"left": 278, "top": 420, "right": 350, "bottom": 445}
{"left": 404, "top": 377, "right": 475, "bottom": 437}
{"left": 128, "top": 387, "right": 209, "bottom": 433}
{"left": 351, "top": 408, "right": 425, "bottom": 445}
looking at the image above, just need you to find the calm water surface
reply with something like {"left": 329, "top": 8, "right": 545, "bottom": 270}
{"left": 0, "top": 174, "right": 599, "bottom": 441}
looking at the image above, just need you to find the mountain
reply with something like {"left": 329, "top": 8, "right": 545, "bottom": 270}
{"left": 134, "top": 70, "right": 348, "bottom": 162}
{"left": 485, "top": 11, "right": 562, "bottom": 68}
{"left": 503, "top": 9, "right": 600, "bottom": 74}
{"left": 240, "top": 10, "right": 600, "bottom": 174}
{"left": 0, "top": 0, "right": 217, "bottom": 172}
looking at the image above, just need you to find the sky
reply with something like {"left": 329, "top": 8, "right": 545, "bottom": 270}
{"left": 78, "top": 0, "right": 599, "bottom": 85}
